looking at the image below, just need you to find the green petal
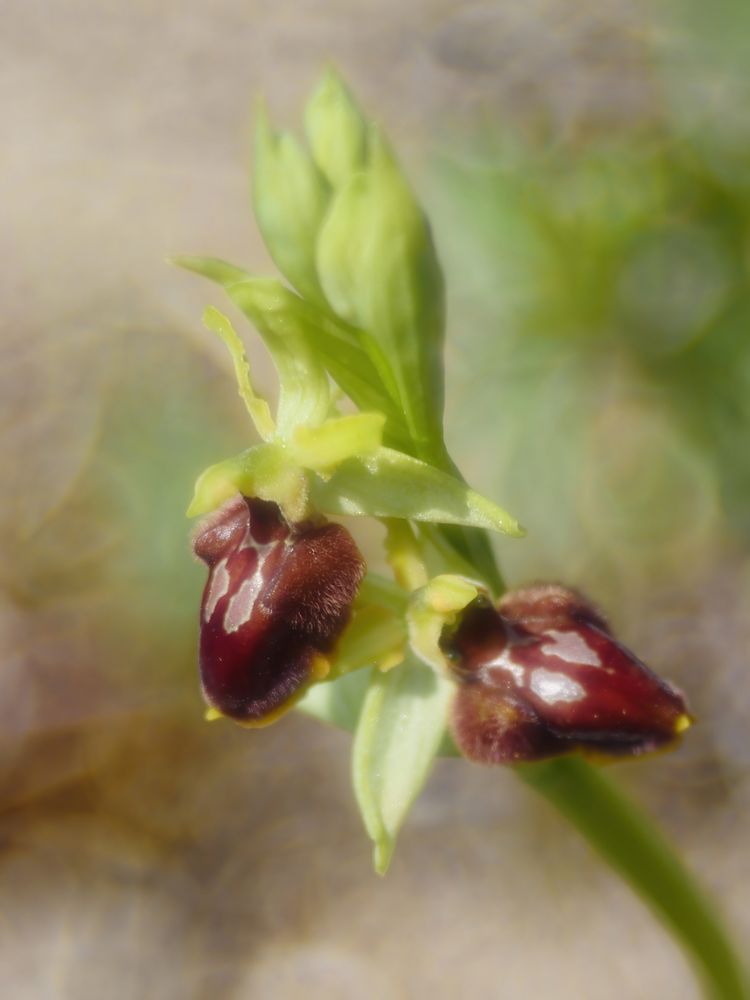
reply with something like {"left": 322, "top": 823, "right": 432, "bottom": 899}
{"left": 305, "top": 66, "right": 368, "bottom": 187}
{"left": 352, "top": 653, "right": 454, "bottom": 874}
{"left": 187, "top": 443, "right": 308, "bottom": 521}
{"left": 289, "top": 412, "right": 385, "bottom": 472}
{"left": 202, "top": 307, "right": 275, "bottom": 441}
{"left": 310, "top": 446, "right": 525, "bottom": 535}
{"left": 407, "top": 574, "right": 483, "bottom": 673}
{"left": 252, "top": 101, "right": 329, "bottom": 305}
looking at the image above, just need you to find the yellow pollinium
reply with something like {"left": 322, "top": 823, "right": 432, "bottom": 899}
{"left": 674, "top": 713, "right": 693, "bottom": 735}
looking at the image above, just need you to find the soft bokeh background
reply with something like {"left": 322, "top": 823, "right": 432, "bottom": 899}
{"left": 2, "top": 2, "right": 749, "bottom": 997}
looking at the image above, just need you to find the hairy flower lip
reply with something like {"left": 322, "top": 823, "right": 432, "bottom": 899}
{"left": 441, "top": 585, "right": 693, "bottom": 765}
{"left": 194, "top": 494, "right": 365, "bottom": 724}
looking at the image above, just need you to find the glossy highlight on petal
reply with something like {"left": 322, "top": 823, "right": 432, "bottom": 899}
{"left": 440, "top": 585, "right": 692, "bottom": 764}
{"left": 193, "top": 496, "right": 365, "bottom": 725}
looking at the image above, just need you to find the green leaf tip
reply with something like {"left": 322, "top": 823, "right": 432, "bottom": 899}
{"left": 226, "top": 279, "right": 330, "bottom": 437}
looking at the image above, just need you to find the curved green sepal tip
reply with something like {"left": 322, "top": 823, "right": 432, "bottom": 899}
{"left": 310, "top": 446, "right": 525, "bottom": 535}
{"left": 202, "top": 306, "right": 275, "bottom": 441}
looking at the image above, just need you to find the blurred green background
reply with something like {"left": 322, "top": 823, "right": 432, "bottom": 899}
{"left": 2, "top": 2, "right": 749, "bottom": 998}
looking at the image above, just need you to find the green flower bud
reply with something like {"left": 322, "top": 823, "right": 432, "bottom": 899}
{"left": 252, "top": 101, "right": 329, "bottom": 306}
{"left": 305, "top": 66, "right": 368, "bottom": 187}
{"left": 316, "top": 129, "right": 446, "bottom": 462}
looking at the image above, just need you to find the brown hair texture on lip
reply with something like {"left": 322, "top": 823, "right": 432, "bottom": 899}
{"left": 194, "top": 496, "right": 365, "bottom": 724}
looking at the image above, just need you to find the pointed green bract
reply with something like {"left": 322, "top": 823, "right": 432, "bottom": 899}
{"left": 310, "top": 446, "right": 524, "bottom": 535}
{"left": 352, "top": 653, "right": 454, "bottom": 874}
{"left": 305, "top": 66, "right": 368, "bottom": 187}
{"left": 252, "top": 102, "right": 329, "bottom": 305}
{"left": 316, "top": 129, "right": 446, "bottom": 462}
{"left": 202, "top": 307, "right": 275, "bottom": 441}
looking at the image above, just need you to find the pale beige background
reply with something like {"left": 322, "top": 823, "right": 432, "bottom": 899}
{"left": 2, "top": 3, "right": 747, "bottom": 999}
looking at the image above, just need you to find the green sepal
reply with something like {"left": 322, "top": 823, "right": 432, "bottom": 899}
{"left": 173, "top": 256, "right": 410, "bottom": 448}
{"left": 316, "top": 129, "right": 446, "bottom": 460}
{"left": 227, "top": 278, "right": 330, "bottom": 437}
{"left": 288, "top": 412, "right": 385, "bottom": 472}
{"left": 187, "top": 443, "right": 308, "bottom": 521}
{"left": 352, "top": 653, "right": 454, "bottom": 874}
{"left": 305, "top": 66, "right": 368, "bottom": 187}
{"left": 309, "top": 446, "right": 525, "bottom": 535}
{"left": 170, "top": 256, "right": 249, "bottom": 287}
{"left": 252, "top": 101, "right": 329, "bottom": 305}
{"left": 202, "top": 306, "right": 275, "bottom": 441}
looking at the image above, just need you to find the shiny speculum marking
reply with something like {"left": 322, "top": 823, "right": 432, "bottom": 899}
{"left": 194, "top": 496, "right": 365, "bottom": 724}
{"left": 441, "top": 586, "right": 692, "bottom": 764}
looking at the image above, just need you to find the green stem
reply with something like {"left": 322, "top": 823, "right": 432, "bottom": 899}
{"left": 519, "top": 756, "right": 749, "bottom": 1000}
{"left": 437, "top": 443, "right": 746, "bottom": 997}
{"left": 430, "top": 533, "right": 746, "bottom": 997}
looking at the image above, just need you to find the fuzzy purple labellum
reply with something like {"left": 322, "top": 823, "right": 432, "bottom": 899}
{"left": 440, "top": 584, "right": 692, "bottom": 764}
{"left": 193, "top": 495, "right": 365, "bottom": 725}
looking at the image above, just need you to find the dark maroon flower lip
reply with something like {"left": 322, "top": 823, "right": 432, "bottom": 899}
{"left": 441, "top": 585, "right": 693, "bottom": 765}
{"left": 193, "top": 495, "right": 365, "bottom": 725}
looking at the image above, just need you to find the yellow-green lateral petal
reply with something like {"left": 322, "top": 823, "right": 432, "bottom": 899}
{"left": 202, "top": 307, "right": 275, "bottom": 441}
{"left": 289, "top": 412, "right": 385, "bottom": 472}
